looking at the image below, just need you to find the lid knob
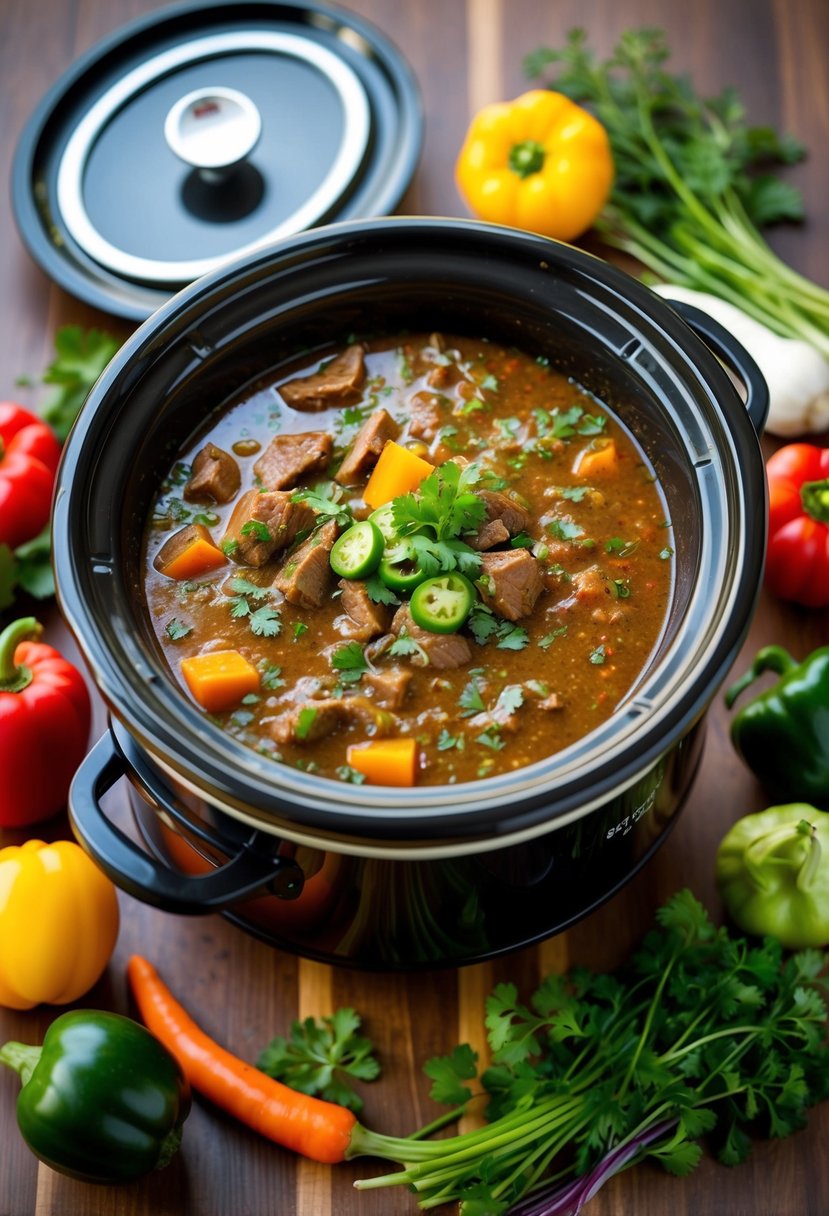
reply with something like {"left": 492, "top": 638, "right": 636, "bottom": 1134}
{"left": 164, "top": 87, "right": 262, "bottom": 182}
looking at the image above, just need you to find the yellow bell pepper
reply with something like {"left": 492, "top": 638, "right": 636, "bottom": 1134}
{"left": 0, "top": 839, "right": 119, "bottom": 1009}
{"left": 455, "top": 89, "right": 614, "bottom": 242}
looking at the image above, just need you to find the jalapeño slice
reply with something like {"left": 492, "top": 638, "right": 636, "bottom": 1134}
{"left": 410, "top": 573, "right": 476, "bottom": 634}
{"left": 329, "top": 520, "right": 384, "bottom": 579}
{"left": 377, "top": 540, "right": 430, "bottom": 593}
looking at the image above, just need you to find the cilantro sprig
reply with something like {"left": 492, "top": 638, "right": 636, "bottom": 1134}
{"left": 350, "top": 891, "right": 829, "bottom": 1211}
{"left": 257, "top": 1008, "right": 380, "bottom": 1113}
{"left": 388, "top": 460, "right": 485, "bottom": 577}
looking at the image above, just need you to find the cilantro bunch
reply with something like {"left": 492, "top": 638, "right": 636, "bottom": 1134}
{"left": 389, "top": 460, "right": 486, "bottom": 577}
{"left": 525, "top": 28, "right": 829, "bottom": 358}
{"left": 350, "top": 891, "right": 829, "bottom": 1214}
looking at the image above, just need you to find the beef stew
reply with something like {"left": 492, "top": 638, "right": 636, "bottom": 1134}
{"left": 143, "top": 334, "right": 673, "bottom": 787}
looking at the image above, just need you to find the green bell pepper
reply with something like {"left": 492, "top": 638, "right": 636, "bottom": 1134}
{"left": 725, "top": 644, "right": 829, "bottom": 804}
{"left": 0, "top": 1009, "right": 190, "bottom": 1183}
{"left": 716, "top": 803, "right": 829, "bottom": 947}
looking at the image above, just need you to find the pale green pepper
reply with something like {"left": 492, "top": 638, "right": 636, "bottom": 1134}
{"left": 716, "top": 804, "right": 829, "bottom": 948}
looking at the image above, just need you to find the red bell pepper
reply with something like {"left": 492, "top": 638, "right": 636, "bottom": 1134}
{"left": 765, "top": 443, "right": 829, "bottom": 608}
{"left": 0, "top": 403, "right": 61, "bottom": 551}
{"left": 0, "top": 618, "right": 91, "bottom": 827}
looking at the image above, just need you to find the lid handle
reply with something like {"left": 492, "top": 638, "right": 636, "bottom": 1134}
{"left": 164, "top": 86, "right": 262, "bottom": 183}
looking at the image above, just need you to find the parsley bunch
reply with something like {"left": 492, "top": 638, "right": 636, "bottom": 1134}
{"left": 350, "top": 891, "right": 829, "bottom": 1213}
{"left": 525, "top": 29, "right": 829, "bottom": 358}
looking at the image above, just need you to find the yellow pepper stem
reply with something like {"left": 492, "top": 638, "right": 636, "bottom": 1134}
{"left": 508, "top": 139, "right": 546, "bottom": 178}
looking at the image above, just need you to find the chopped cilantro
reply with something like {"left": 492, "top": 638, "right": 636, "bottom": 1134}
{"left": 495, "top": 623, "right": 529, "bottom": 651}
{"left": 240, "top": 519, "right": 271, "bottom": 542}
{"left": 335, "top": 765, "right": 367, "bottom": 785}
{"left": 295, "top": 707, "right": 318, "bottom": 741}
{"left": 659, "top": 546, "right": 675, "bottom": 560}
{"left": 437, "top": 730, "right": 465, "bottom": 751}
{"left": 331, "top": 642, "right": 368, "bottom": 683}
{"left": 228, "top": 576, "right": 269, "bottom": 599}
{"left": 241, "top": 693, "right": 261, "bottom": 705}
{"left": 165, "top": 618, "right": 191, "bottom": 641}
{"left": 510, "top": 532, "right": 534, "bottom": 549}
{"left": 249, "top": 607, "right": 281, "bottom": 637}
{"left": 539, "top": 626, "right": 568, "bottom": 649}
{"left": 259, "top": 662, "right": 285, "bottom": 689}
{"left": 612, "top": 578, "right": 632, "bottom": 598}
{"left": 292, "top": 482, "right": 353, "bottom": 527}
{"left": 556, "top": 484, "right": 592, "bottom": 502}
{"left": 221, "top": 537, "right": 240, "bottom": 558}
{"left": 364, "top": 574, "right": 400, "bottom": 606}
{"left": 480, "top": 373, "right": 499, "bottom": 392}
{"left": 388, "top": 630, "right": 429, "bottom": 663}
{"left": 459, "top": 676, "right": 487, "bottom": 717}
{"left": 547, "top": 518, "right": 584, "bottom": 542}
{"left": 293, "top": 622, "right": 309, "bottom": 640}
{"left": 475, "top": 726, "right": 506, "bottom": 751}
{"left": 605, "top": 536, "right": 640, "bottom": 556}
{"left": 589, "top": 644, "right": 607, "bottom": 665}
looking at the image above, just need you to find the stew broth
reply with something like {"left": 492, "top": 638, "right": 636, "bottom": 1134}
{"left": 143, "top": 334, "right": 673, "bottom": 786}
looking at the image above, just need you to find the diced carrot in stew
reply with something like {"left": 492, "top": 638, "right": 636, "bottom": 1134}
{"left": 346, "top": 738, "right": 418, "bottom": 786}
{"left": 155, "top": 523, "right": 226, "bottom": 580}
{"left": 363, "top": 442, "right": 435, "bottom": 509}
{"left": 572, "top": 438, "right": 618, "bottom": 479}
{"left": 180, "top": 650, "right": 260, "bottom": 712}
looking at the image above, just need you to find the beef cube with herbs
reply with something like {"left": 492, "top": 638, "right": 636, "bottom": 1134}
{"left": 391, "top": 604, "right": 472, "bottom": 670}
{"left": 222, "top": 489, "right": 316, "bottom": 566}
{"left": 274, "top": 519, "right": 339, "bottom": 608}
{"left": 477, "top": 549, "right": 545, "bottom": 621}
{"left": 337, "top": 578, "right": 391, "bottom": 641}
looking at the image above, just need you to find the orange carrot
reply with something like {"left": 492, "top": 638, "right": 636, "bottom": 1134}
{"left": 572, "top": 438, "right": 618, "bottom": 479}
{"left": 347, "top": 738, "right": 418, "bottom": 786}
{"left": 155, "top": 523, "right": 226, "bottom": 580}
{"left": 180, "top": 649, "right": 259, "bottom": 712}
{"left": 363, "top": 442, "right": 434, "bottom": 509}
{"left": 126, "top": 956, "right": 357, "bottom": 1164}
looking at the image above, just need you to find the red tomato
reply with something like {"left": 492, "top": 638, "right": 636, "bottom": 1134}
{"left": 765, "top": 443, "right": 829, "bottom": 608}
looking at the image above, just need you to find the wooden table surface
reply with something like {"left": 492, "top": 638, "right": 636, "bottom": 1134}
{"left": 1, "top": 1, "right": 828, "bottom": 1213}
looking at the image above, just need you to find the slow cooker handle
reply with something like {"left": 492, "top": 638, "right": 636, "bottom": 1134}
{"left": 666, "top": 299, "right": 770, "bottom": 436}
{"left": 69, "top": 732, "right": 305, "bottom": 913}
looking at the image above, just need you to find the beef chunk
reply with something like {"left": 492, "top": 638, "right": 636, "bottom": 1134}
{"left": 269, "top": 692, "right": 396, "bottom": 744}
{"left": 279, "top": 345, "right": 365, "bottom": 411}
{"left": 335, "top": 408, "right": 399, "bottom": 485}
{"left": 269, "top": 699, "right": 348, "bottom": 745}
{"left": 478, "top": 550, "right": 544, "bottom": 621}
{"left": 363, "top": 666, "right": 412, "bottom": 709}
{"left": 467, "top": 491, "right": 529, "bottom": 551}
{"left": 184, "top": 443, "right": 240, "bottom": 503}
{"left": 223, "top": 489, "right": 316, "bottom": 566}
{"left": 407, "top": 392, "right": 444, "bottom": 443}
{"left": 337, "top": 579, "right": 391, "bottom": 641}
{"left": 467, "top": 518, "right": 511, "bottom": 552}
{"left": 274, "top": 519, "right": 338, "bottom": 608}
{"left": 479, "top": 490, "right": 529, "bottom": 534}
{"left": 391, "top": 605, "right": 472, "bottom": 670}
{"left": 254, "top": 431, "right": 333, "bottom": 490}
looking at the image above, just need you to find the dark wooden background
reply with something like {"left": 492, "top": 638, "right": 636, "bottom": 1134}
{"left": 1, "top": 1, "right": 828, "bottom": 1214}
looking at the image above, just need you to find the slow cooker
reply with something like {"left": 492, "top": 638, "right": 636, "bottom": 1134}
{"left": 55, "top": 218, "right": 768, "bottom": 969}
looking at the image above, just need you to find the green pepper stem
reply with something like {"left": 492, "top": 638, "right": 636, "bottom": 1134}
{"left": 0, "top": 1042, "right": 41, "bottom": 1088}
{"left": 796, "top": 820, "right": 822, "bottom": 893}
{"left": 742, "top": 819, "right": 817, "bottom": 892}
{"left": 801, "top": 478, "right": 829, "bottom": 525}
{"left": 724, "top": 644, "right": 798, "bottom": 709}
{"left": 0, "top": 617, "right": 41, "bottom": 693}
